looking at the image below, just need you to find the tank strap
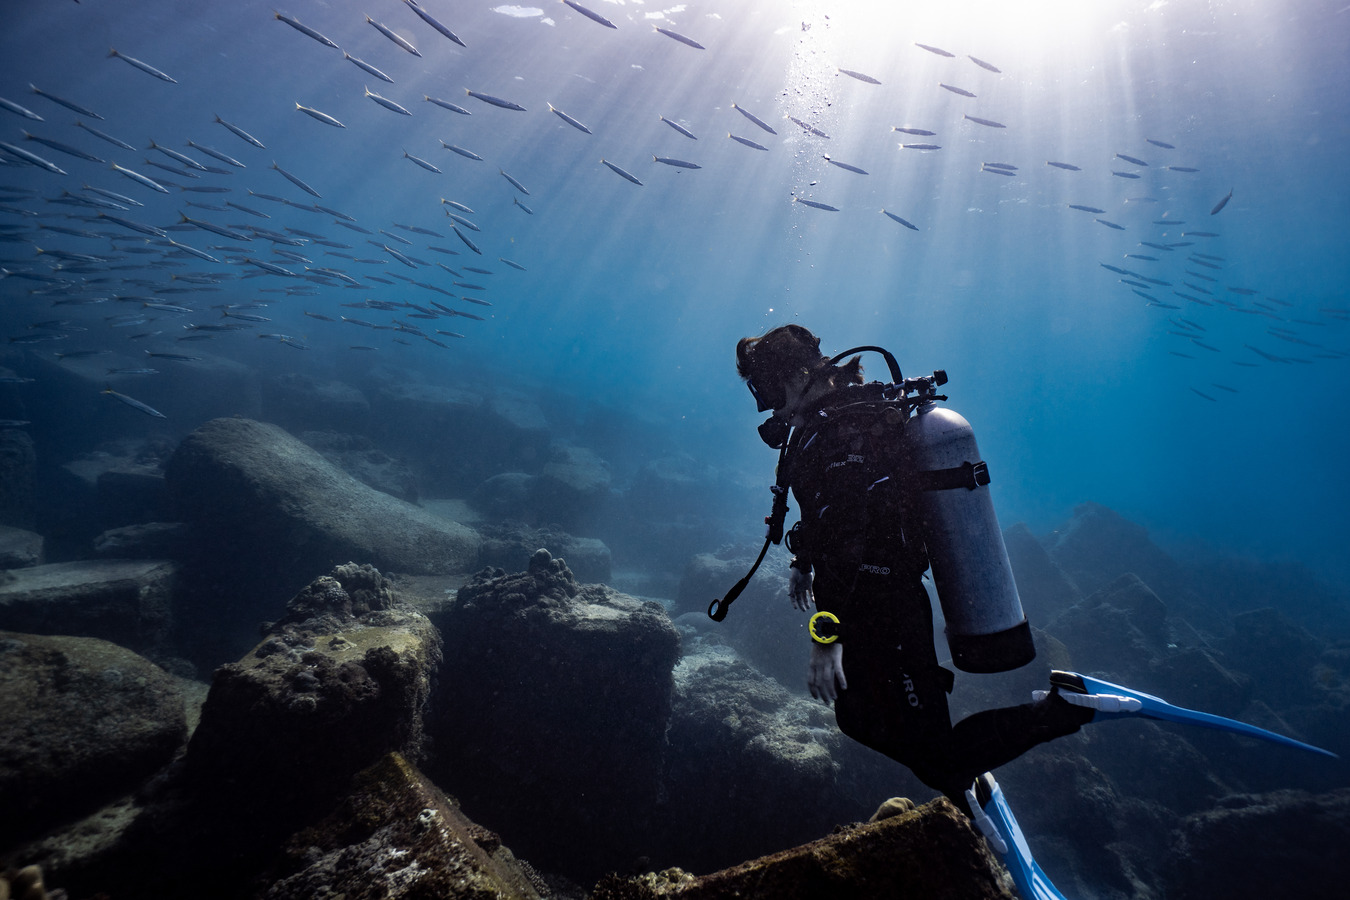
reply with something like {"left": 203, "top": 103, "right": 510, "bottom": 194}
{"left": 914, "top": 460, "right": 990, "bottom": 492}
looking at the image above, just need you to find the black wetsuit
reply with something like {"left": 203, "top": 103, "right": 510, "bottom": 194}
{"left": 783, "top": 382, "right": 1089, "bottom": 808}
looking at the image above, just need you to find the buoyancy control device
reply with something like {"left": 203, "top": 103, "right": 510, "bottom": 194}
{"left": 711, "top": 345, "right": 1035, "bottom": 674}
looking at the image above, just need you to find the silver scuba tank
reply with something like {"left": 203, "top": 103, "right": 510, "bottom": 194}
{"left": 904, "top": 401, "right": 1035, "bottom": 673}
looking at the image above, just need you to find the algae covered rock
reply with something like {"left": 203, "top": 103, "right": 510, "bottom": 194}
{"left": 431, "top": 549, "right": 680, "bottom": 879}
{"left": 0, "top": 631, "right": 186, "bottom": 849}
{"left": 258, "top": 752, "right": 544, "bottom": 900}
{"left": 593, "top": 798, "right": 1014, "bottom": 900}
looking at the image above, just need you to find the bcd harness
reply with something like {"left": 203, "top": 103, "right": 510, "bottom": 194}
{"left": 709, "top": 346, "right": 991, "bottom": 622}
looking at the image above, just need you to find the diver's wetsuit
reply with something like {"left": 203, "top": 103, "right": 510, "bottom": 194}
{"left": 783, "top": 382, "right": 1090, "bottom": 808}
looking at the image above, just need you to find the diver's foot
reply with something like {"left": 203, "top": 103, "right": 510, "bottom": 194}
{"left": 964, "top": 773, "right": 1008, "bottom": 855}
{"left": 1032, "top": 669, "right": 1143, "bottom": 718}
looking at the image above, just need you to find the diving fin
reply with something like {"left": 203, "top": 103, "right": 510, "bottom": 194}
{"left": 1043, "top": 670, "right": 1338, "bottom": 759}
{"left": 967, "top": 773, "right": 1070, "bottom": 900}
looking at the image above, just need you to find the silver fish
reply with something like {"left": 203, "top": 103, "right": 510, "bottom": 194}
{"left": 968, "top": 56, "right": 1002, "bottom": 73}
{"left": 98, "top": 213, "right": 167, "bottom": 237}
{"left": 1116, "top": 153, "right": 1149, "bottom": 166}
{"left": 111, "top": 162, "right": 168, "bottom": 192}
{"left": 365, "top": 87, "right": 412, "bottom": 116}
{"left": 732, "top": 103, "right": 777, "bottom": 134}
{"left": 915, "top": 43, "right": 954, "bottom": 57}
{"left": 500, "top": 257, "right": 526, "bottom": 271}
{"left": 1147, "top": 139, "right": 1176, "bottom": 149}
{"left": 787, "top": 116, "right": 829, "bottom": 139}
{"left": 728, "top": 134, "right": 767, "bottom": 151}
{"left": 837, "top": 68, "right": 880, "bottom": 85}
{"left": 1068, "top": 204, "right": 1104, "bottom": 213}
{"left": 548, "top": 103, "right": 592, "bottom": 134}
{"left": 244, "top": 257, "right": 297, "bottom": 276}
{"left": 452, "top": 226, "right": 481, "bottom": 255}
{"left": 882, "top": 210, "right": 918, "bottom": 230}
{"left": 426, "top": 96, "right": 472, "bottom": 115}
{"left": 1095, "top": 218, "right": 1126, "bottom": 230}
{"left": 660, "top": 116, "right": 697, "bottom": 139}
{"left": 964, "top": 114, "right": 1005, "bottom": 128}
{"left": 465, "top": 89, "right": 525, "bottom": 111}
{"left": 367, "top": 16, "right": 421, "bottom": 56}
{"left": 403, "top": 0, "right": 466, "bottom": 48}
{"left": 404, "top": 150, "right": 442, "bottom": 173}
{"left": 1168, "top": 166, "right": 1199, "bottom": 173}
{"left": 187, "top": 140, "right": 245, "bottom": 168}
{"left": 601, "top": 158, "right": 642, "bottom": 185}
{"left": 563, "top": 0, "right": 617, "bottom": 29}
{"left": 793, "top": 197, "right": 837, "bottom": 211}
{"left": 823, "top": 155, "right": 866, "bottom": 175}
{"left": 939, "top": 83, "right": 976, "bottom": 98}
{"left": 149, "top": 138, "right": 208, "bottom": 170}
{"left": 655, "top": 155, "right": 702, "bottom": 168}
{"left": 296, "top": 103, "right": 345, "bottom": 128}
{"left": 652, "top": 24, "right": 703, "bottom": 50}
{"left": 385, "top": 245, "right": 418, "bottom": 269}
{"left": 1111, "top": 171, "right": 1141, "bottom": 179}
{"left": 107, "top": 48, "right": 177, "bottom": 83}
{"left": 0, "top": 140, "right": 67, "bottom": 174}
{"left": 1209, "top": 189, "right": 1233, "bottom": 216}
{"left": 344, "top": 52, "right": 394, "bottom": 84}
{"left": 441, "top": 199, "right": 474, "bottom": 213}
{"left": 22, "top": 131, "right": 102, "bottom": 162}
{"left": 214, "top": 114, "right": 266, "bottom": 149}
{"left": 514, "top": 196, "right": 533, "bottom": 214}
{"left": 892, "top": 127, "right": 936, "bottom": 136}
{"left": 30, "top": 84, "right": 102, "bottom": 119}
{"left": 446, "top": 212, "right": 479, "bottom": 231}
{"left": 181, "top": 214, "right": 250, "bottom": 241}
{"left": 274, "top": 11, "right": 340, "bottom": 49}
{"left": 500, "top": 169, "right": 529, "bottom": 194}
{"left": 0, "top": 96, "right": 42, "bottom": 121}
{"left": 102, "top": 386, "right": 166, "bottom": 418}
{"left": 271, "top": 162, "right": 322, "bottom": 198}
{"left": 900, "top": 143, "right": 941, "bottom": 151}
{"left": 1046, "top": 161, "right": 1080, "bottom": 171}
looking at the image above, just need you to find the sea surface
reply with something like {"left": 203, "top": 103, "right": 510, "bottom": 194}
{"left": 5, "top": 1, "right": 1347, "bottom": 582}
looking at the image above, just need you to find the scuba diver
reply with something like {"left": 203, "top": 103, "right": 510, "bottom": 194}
{"left": 717, "top": 324, "right": 1335, "bottom": 900}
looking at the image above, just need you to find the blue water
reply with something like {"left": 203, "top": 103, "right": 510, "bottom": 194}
{"left": 2, "top": 2, "right": 1347, "bottom": 571}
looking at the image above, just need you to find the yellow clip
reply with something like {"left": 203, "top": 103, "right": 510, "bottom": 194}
{"left": 809, "top": 610, "right": 840, "bottom": 644}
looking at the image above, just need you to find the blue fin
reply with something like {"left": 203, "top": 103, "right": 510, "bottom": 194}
{"left": 971, "top": 773, "right": 1070, "bottom": 900}
{"left": 1055, "top": 670, "right": 1338, "bottom": 759}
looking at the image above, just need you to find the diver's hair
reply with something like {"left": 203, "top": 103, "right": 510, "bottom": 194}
{"left": 736, "top": 324, "right": 863, "bottom": 388}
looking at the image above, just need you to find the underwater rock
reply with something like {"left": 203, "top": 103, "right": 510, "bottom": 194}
{"left": 257, "top": 752, "right": 544, "bottom": 900}
{"left": 1003, "top": 522, "right": 1081, "bottom": 626}
{"left": 526, "top": 443, "right": 614, "bottom": 532}
{"left": 625, "top": 453, "right": 723, "bottom": 519}
{"left": 1048, "top": 572, "right": 1169, "bottom": 684}
{"left": 1044, "top": 502, "right": 1186, "bottom": 601}
{"left": 158, "top": 564, "right": 443, "bottom": 891}
{"left": 166, "top": 418, "right": 477, "bottom": 576}
{"left": 0, "top": 523, "right": 43, "bottom": 569}
{"left": 675, "top": 550, "right": 805, "bottom": 690}
{"left": 92, "top": 522, "right": 193, "bottom": 561}
{"left": 1219, "top": 606, "right": 1324, "bottom": 707}
{"left": 0, "top": 631, "right": 187, "bottom": 849}
{"left": 430, "top": 549, "right": 680, "bottom": 881}
{"left": 0, "top": 427, "right": 36, "bottom": 531}
{"left": 45, "top": 438, "right": 176, "bottom": 558}
{"left": 592, "top": 797, "right": 1013, "bottom": 900}
{"left": 361, "top": 368, "right": 550, "bottom": 496}
{"left": 468, "top": 471, "right": 534, "bottom": 520}
{"left": 261, "top": 372, "right": 371, "bottom": 435}
{"left": 658, "top": 643, "right": 928, "bottom": 875}
{"left": 476, "top": 522, "right": 612, "bottom": 584}
{"left": 1162, "top": 788, "right": 1350, "bottom": 900}
{"left": 0, "top": 559, "right": 176, "bottom": 653}
{"left": 298, "top": 430, "right": 419, "bottom": 503}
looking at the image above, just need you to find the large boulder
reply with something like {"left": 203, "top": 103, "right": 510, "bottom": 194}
{"left": 261, "top": 373, "right": 370, "bottom": 435}
{"left": 526, "top": 443, "right": 614, "bottom": 532}
{"left": 257, "top": 753, "right": 544, "bottom": 900}
{"left": 476, "top": 522, "right": 612, "bottom": 585}
{"left": 298, "top": 430, "right": 419, "bottom": 503}
{"left": 430, "top": 550, "right": 680, "bottom": 880}
{"left": 0, "top": 631, "right": 187, "bottom": 849}
{"left": 594, "top": 798, "right": 1014, "bottom": 900}
{"left": 1003, "top": 522, "right": 1081, "bottom": 627}
{"left": 1048, "top": 572, "right": 1169, "bottom": 684}
{"left": 163, "top": 417, "right": 479, "bottom": 665}
{"left": 1044, "top": 502, "right": 1185, "bottom": 601}
{"left": 101, "top": 564, "right": 449, "bottom": 897}
{"left": 1162, "top": 789, "right": 1350, "bottom": 900}
{"left": 656, "top": 642, "right": 928, "bottom": 875}
{"left": 0, "top": 523, "right": 43, "bottom": 569}
{"left": 0, "top": 559, "right": 177, "bottom": 653}
{"left": 0, "top": 427, "right": 36, "bottom": 530}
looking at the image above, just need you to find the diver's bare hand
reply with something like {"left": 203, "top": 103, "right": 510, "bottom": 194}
{"left": 789, "top": 565, "right": 814, "bottom": 612}
{"left": 808, "top": 642, "right": 847, "bottom": 704}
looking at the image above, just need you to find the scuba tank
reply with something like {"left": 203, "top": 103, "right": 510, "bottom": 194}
{"left": 906, "top": 396, "right": 1035, "bottom": 673}
{"left": 714, "top": 344, "right": 1034, "bottom": 674}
